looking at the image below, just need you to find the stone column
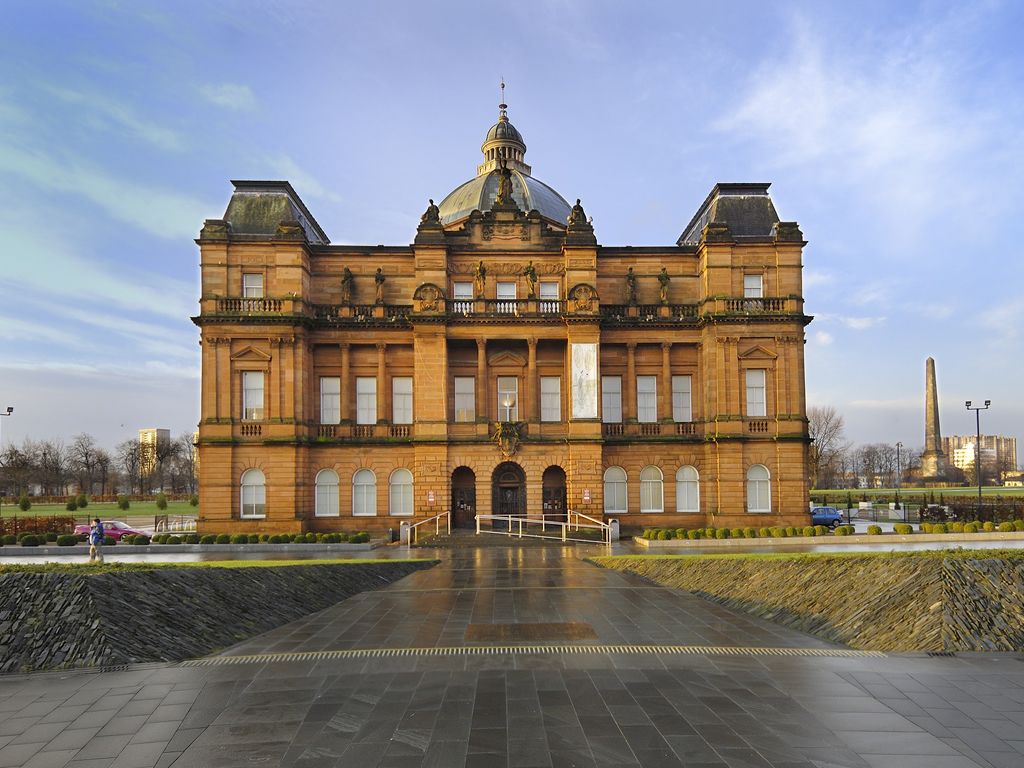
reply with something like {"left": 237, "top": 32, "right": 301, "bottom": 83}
{"left": 625, "top": 342, "right": 637, "bottom": 420}
{"left": 476, "top": 339, "right": 487, "bottom": 422}
{"left": 661, "top": 342, "right": 672, "bottom": 420}
{"left": 921, "top": 357, "right": 948, "bottom": 478}
{"left": 526, "top": 337, "right": 537, "bottom": 422}
{"left": 376, "top": 343, "right": 387, "bottom": 423}
{"left": 340, "top": 343, "right": 350, "bottom": 422}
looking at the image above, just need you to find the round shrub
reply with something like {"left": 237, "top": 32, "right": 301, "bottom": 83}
{"left": 730, "top": 528, "right": 744, "bottom": 539}
{"left": 351, "top": 532, "right": 370, "bottom": 543}
{"left": 1014, "top": 520, "right": 1024, "bottom": 532}
{"left": 998, "top": 521, "right": 1015, "bottom": 532}
{"left": 19, "top": 535, "right": 40, "bottom": 547}
{"left": 715, "top": 528, "right": 730, "bottom": 539}
{"left": 304, "top": 532, "right": 318, "bottom": 543}
{"left": 268, "top": 534, "right": 283, "bottom": 544}
{"left": 759, "top": 527, "right": 771, "bottom": 538}
{"left": 744, "top": 527, "right": 757, "bottom": 539}
{"left": 656, "top": 530, "right": 670, "bottom": 540}
{"left": 215, "top": 534, "right": 231, "bottom": 544}
{"left": 76, "top": 494, "right": 88, "bottom": 509}
{"left": 56, "top": 534, "right": 78, "bottom": 546}
{"left": 785, "top": 527, "right": 799, "bottom": 537}
{"left": 1, "top": 534, "right": 16, "bottom": 545}
{"left": 131, "top": 535, "right": 150, "bottom": 546}
{"left": 769, "top": 526, "right": 786, "bottom": 538}
{"left": 802, "top": 526, "right": 816, "bottom": 537}
{"left": 230, "top": 534, "right": 249, "bottom": 544}
{"left": 866, "top": 525, "right": 882, "bottom": 536}
{"left": 338, "top": 532, "right": 350, "bottom": 542}
{"left": 18, "top": 495, "right": 31, "bottom": 511}
{"left": 675, "top": 529, "right": 687, "bottom": 539}
{"left": 964, "top": 522, "right": 979, "bottom": 533}
{"left": 65, "top": 499, "right": 77, "bottom": 512}
{"left": 932, "top": 523, "right": 947, "bottom": 534}
{"left": 167, "top": 535, "right": 182, "bottom": 544}
{"left": 184, "top": 533, "right": 200, "bottom": 544}
{"left": 919, "top": 523, "right": 931, "bottom": 533}
{"left": 259, "top": 533, "right": 271, "bottom": 542}
{"left": 155, "top": 493, "right": 168, "bottom": 511}
{"left": 45, "top": 532, "right": 58, "bottom": 542}
{"left": 151, "top": 534, "right": 166, "bottom": 544}
{"left": 685, "top": 529, "right": 700, "bottom": 540}
{"left": 247, "top": 534, "right": 259, "bottom": 543}
{"left": 893, "top": 523, "right": 913, "bottom": 535}
{"left": 189, "top": 494, "right": 199, "bottom": 507}
{"left": 983, "top": 521, "right": 995, "bottom": 532}
{"left": 814, "top": 525, "right": 829, "bottom": 536}
{"left": 833, "top": 525, "right": 851, "bottom": 536}
{"left": 703, "top": 527, "right": 716, "bottom": 538}
{"left": 117, "top": 496, "right": 130, "bottom": 511}
{"left": 199, "top": 534, "right": 216, "bottom": 544}
{"left": 103, "top": 536, "right": 116, "bottom": 546}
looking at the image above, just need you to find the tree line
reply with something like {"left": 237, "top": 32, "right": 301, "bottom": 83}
{"left": 0, "top": 432, "right": 197, "bottom": 498}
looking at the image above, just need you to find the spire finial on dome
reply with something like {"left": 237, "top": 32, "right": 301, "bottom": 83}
{"left": 499, "top": 78, "right": 507, "bottom": 119}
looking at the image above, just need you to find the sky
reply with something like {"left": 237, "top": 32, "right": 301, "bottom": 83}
{"left": 0, "top": 0, "right": 1022, "bottom": 458}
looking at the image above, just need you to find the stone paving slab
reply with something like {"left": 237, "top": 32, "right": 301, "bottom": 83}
{"left": 1, "top": 546, "right": 1023, "bottom": 767}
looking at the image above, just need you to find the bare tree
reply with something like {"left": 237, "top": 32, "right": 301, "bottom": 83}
{"left": 172, "top": 433, "right": 198, "bottom": 494}
{"left": 117, "top": 439, "right": 141, "bottom": 495}
{"left": 69, "top": 433, "right": 100, "bottom": 495}
{"left": 808, "top": 406, "right": 848, "bottom": 489}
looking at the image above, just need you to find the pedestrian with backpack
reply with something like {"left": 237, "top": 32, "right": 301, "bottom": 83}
{"left": 89, "top": 518, "right": 105, "bottom": 563}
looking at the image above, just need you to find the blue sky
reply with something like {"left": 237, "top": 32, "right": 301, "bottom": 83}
{"left": 1, "top": 0, "right": 1022, "bottom": 456}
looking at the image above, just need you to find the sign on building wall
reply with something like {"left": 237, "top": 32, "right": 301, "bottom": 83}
{"left": 571, "top": 343, "right": 598, "bottom": 419}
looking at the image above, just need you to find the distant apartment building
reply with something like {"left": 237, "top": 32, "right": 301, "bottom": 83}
{"left": 138, "top": 428, "right": 170, "bottom": 475}
{"left": 943, "top": 435, "right": 1018, "bottom": 477}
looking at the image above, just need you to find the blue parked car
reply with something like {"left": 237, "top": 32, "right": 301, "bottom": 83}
{"left": 811, "top": 506, "right": 844, "bottom": 528}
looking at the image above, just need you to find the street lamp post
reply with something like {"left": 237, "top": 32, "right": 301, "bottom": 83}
{"left": 895, "top": 441, "right": 903, "bottom": 521}
{"left": 0, "top": 407, "right": 12, "bottom": 518}
{"left": 965, "top": 400, "right": 991, "bottom": 521}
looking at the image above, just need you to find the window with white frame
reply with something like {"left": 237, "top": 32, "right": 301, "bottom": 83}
{"left": 242, "top": 273, "right": 264, "bottom": 298}
{"left": 352, "top": 469, "right": 376, "bottom": 516}
{"left": 540, "top": 377, "right": 561, "bottom": 422}
{"left": 389, "top": 468, "right": 413, "bottom": 516}
{"left": 497, "top": 376, "right": 518, "bottom": 421}
{"left": 640, "top": 466, "right": 664, "bottom": 512}
{"left": 320, "top": 377, "right": 340, "bottom": 425}
{"left": 672, "top": 375, "right": 692, "bottom": 423}
{"left": 747, "top": 464, "right": 771, "bottom": 512}
{"left": 745, "top": 369, "right": 766, "bottom": 417}
{"left": 539, "top": 282, "right": 559, "bottom": 313}
{"left": 603, "top": 466, "right": 627, "bottom": 513}
{"left": 675, "top": 465, "right": 699, "bottom": 513}
{"left": 496, "top": 281, "right": 516, "bottom": 313}
{"left": 453, "top": 281, "right": 473, "bottom": 313}
{"left": 454, "top": 376, "right": 475, "bottom": 422}
{"left": 242, "top": 371, "right": 264, "bottom": 420}
{"left": 637, "top": 376, "right": 657, "bottom": 423}
{"left": 392, "top": 377, "right": 412, "bottom": 424}
{"left": 356, "top": 377, "right": 376, "bottom": 425}
{"left": 315, "top": 469, "right": 339, "bottom": 517}
{"left": 240, "top": 469, "right": 266, "bottom": 518}
{"left": 602, "top": 376, "right": 622, "bottom": 423}
{"left": 743, "top": 274, "right": 763, "bottom": 298}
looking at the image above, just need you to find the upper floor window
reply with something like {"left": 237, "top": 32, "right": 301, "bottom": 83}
{"left": 242, "top": 371, "right": 264, "bottom": 421}
{"left": 497, "top": 376, "right": 519, "bottom": 421}
{"left": 539, "top": 282, "right": 559, "bottom": 313}
{"left": 392, "top": 377, "right": 412, "bottom": 424}
{"left": 541, "top": 377, "right": 561, "bottom": 422}
{"left": 672, "top": 375, "right": 692, "bottom": 423}
{"left": 242, "top": 273, "right": 264, "bottom": 298}
{"left": 496, "top": 281, "right": 516, "bottom": 313}
{"left": 637, "top": 376, "right": 657, "bottom": 423}
{"left": 356, "top": 377, "right": 376, "bottom": 425}
{"left": 602, "top": 376, "right": 622, "bottom": 423}
{"left": 320, "top": 377, "right": 340, "bottom": 425}
{"left": 453, "top": 281, "right": 473, "bottom": 313}
{"left": 745, "top": 369, "right": 766, "bottom": 417}
{"left": 743, "top": 274, "right": 763, "bottom": 298}
{"left": 454, "top": 376, "right": 475, "bottom": 422}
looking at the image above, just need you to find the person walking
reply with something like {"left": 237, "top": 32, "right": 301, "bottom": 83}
{"left": 88, "top": 518, "right": 105, "bottom": 563}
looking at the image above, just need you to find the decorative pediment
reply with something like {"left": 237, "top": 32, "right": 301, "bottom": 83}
{"left": 567, "top": 283, "right": 599, "bottom": 313}
{"left": 737, "top": 344, "right": 777, "bottom": 360}
{"left": 230, "top": 346, "right": 273, "bottom": 363}
{"left": 488, "top": 350, "right": 527, "bottom": 368}
{"left": 412, "top": 282, "right": 445, "bottom": 313}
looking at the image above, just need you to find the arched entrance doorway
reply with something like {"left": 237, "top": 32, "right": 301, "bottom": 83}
{"left": 542, "top": 466, "right": 567, "bottom": 522}
{"left": 451, "top": 467, "right": 476, "bottom": 529}
{"left": 492, "top": 462, "right": 526, "bottom": 522}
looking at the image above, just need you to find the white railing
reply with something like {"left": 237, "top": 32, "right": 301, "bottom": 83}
{"left": 475, "top": 512, "right": 612, "bottom": 545}
{"left": 406, "top": 510, "right": 451, "bottom": 545}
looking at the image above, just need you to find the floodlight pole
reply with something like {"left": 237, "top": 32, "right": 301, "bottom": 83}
{"left": 0, "top": 407, "right": 12, "bottom": 517}
{"left": 965, "top": 400, "right": 991, "bottom": 521}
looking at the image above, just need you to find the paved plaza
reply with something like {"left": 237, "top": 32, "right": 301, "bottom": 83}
{"left": 1, "top": 546, "right": 1024, "bottom": 767}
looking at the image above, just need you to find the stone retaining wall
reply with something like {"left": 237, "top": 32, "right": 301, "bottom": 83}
{"left": 0, "top": 561, "right": 435, "bottom": 673}
{"left": 592, "top": 555, "right": 1024, "bottom": 652}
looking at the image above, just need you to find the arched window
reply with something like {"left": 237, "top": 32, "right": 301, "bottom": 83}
{"left": 747, "top": 464, "right": 771, "bottom": 513}
{"left": 240, "top": 469, "right": 265, "bottom": 518}
{"left": 675, "top": 466, "right": 699, "bottom": 513}
{"left": 389, "top": 468, "right": 413, "bottom": 517}
{"left": 640, "top": 466, "right": 663, "bottom": 513}
{"left": 603, "top": 467, "right": 627, "bottom": 513}
{"left": 353, "top": 469, "right": 376, "bottom": 517}
{"left": 315, "top": 469, "right": 339, "bottom": 517}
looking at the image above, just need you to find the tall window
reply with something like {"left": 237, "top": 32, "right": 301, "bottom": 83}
{"left": 496, "top": 281, "right": 516, "bottom": 313}
{"left": 353, "top": 469, "right": 376, "bottom": 516}
{"left": 603, "top": 467, "right": 627, "bottom": 513}
{"left": 602, "top": 376, "right": 622, "bottom": 423}
{"left": 389, "top": 469, "right": 413, "bottom": 516}
{"left": 541, "top": 377, "right": 561, "bottom": 422}
{"left": 242, "top": 273, "right": 264, "bottom": 298}
{"left": 497, "top": 376, "right": 519, "bottom": 421}
{"left": 453, "top": 281, "right": 473, "bottom": 313}
{"left": 320, "top": 377, "right": 340, "bottom": 425}
{"left": 672, "top": 375, "right": 692, "bottom": 423}
{"left": 454, "top": 376, "right": 475, "bottom": 422}
{"left": 676, "top": 466, "right": 699, "bottom": 513}
{"left": 747, "top": 464, "right": 771, "bottom": 512}
{"left": 746, "top": 370, "right": 766, "bottom": 417}
{"left": 315, "top": 469, "right": 339, "bottom": 517}
{"left": 640, "top": 466, "right": 664, "bottom": 512}
{"left": 743, "top": 274, "right": 763, "bottom": 298}
{"left": 242, "top": 371, "right": 264, "bottom": 420}
{"left": 392, "top": 377, "right": 412, "bottom": 424}
{"left": 539, "top": 282, "right": 559, "bottom": 313}
{"left": 356, "top": 377, "right": 377, "bottom": 425}
{"left": 240, "top": 469, "right": 265, "bottom": 518}
{"left": 637, "top": 376, "right": 657, "bottom": 423}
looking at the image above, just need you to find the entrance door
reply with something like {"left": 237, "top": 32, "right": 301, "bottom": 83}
{"left": 491, "top": 462, "right": 526, "bottom": 527}
{"left": 542, "top": 466, "right": 567, "bottom": 522}
{"left": 451, "top": 467, "right": 476, "bottom": 529}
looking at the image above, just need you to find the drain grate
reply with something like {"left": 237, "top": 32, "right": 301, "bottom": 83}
{"left": 927, "top": 651, "right": 957, "bottom": 657}
{"left": 182, "top": 644, "right": 885, "bottom": 667}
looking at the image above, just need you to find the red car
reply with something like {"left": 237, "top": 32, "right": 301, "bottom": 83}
{"left": 73, "top": 520, "right": 148, "bottom": 541}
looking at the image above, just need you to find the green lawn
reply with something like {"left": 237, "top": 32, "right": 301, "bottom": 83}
{"left": 0, "top": 500, "right": 198, "bottom": 518}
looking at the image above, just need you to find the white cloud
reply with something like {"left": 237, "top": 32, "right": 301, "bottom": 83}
{"left": 803, "top": 270, "right": 835, "bottom": 289}
{"left": 43, "top": 85, "right": 184, "bottom": 151}
{"left": 812, "top": 330, "right": 833, "bottom": 346}
{"left": 980, "top": 300, "right": 1024, "bottom": 344}
{"left": 264, "top": 154, "right": 342, "bottom": 203}
{"left": 842, "top": 316, "right": 886, "bottom": 331}
{"left": 199, "top": 83, "right": 256, "bottom": 111}
{"left": 849, "top": 398, "right": 918, "bottom": 410}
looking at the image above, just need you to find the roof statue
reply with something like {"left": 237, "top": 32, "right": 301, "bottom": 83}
{"left": 420, "top": 199, "right": 440, "bottom": 224}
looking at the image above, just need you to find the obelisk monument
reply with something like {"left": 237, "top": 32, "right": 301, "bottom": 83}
{"left": 920, "top": 357, "right": 948, "bottom": 479}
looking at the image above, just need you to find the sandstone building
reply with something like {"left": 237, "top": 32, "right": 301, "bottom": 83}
{"left": 192, "top": 104, "right": 812, "bottom": 534}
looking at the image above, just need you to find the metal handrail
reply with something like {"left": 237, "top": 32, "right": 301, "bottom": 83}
{"left": 475, "top": 513, "right": 612, "bottom": 545}
{"left": 407, "top": 509, "right": 451, "bottom": 545}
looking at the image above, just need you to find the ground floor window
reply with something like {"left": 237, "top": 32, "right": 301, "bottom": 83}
{"left": 389, "top": 468, "right": 413, "bottom": 516}
{"left": 315, "top": 469, "right": 339, "bottom": 517}
{"left": 675, "top": 465, "right": 699, "bottom": 512}
{"left": 603, "top": 466, "right": 627, "bottom": 513}
{"left": 240, "top": 468, "right": 265, "bottom": 518}
{"left": 640, "top": 466, "right": 663, "bottom": 512}
{"left": 353, "top": 468, "right": 376, "bottom": 516}
{"left": 747, "top": 464, "right": 771, "bottom": 512}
